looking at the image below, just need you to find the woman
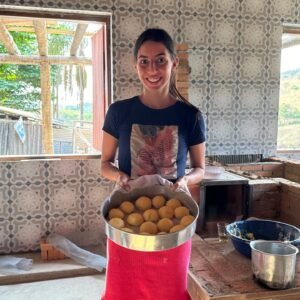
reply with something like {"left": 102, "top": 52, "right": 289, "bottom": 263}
{"left": 101, "top": 28, "right": 206, "bottom": 192}
{"left": 101, "top": 28, "right": 206, "bottom": 300}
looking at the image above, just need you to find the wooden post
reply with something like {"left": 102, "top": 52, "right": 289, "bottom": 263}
{"left": 40, "top": 62, "right": 53, "bottom": 154}
{"left": 175, "top": 43, "right": 190, "bottom": 100}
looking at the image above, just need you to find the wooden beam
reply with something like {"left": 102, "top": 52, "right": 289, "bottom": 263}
{"left": 0, "top": 22, "right": 20, "bottom": 55}
{"left": 4, "top": 26, "right": 96, "bottom": 37}
{"left": 40, "top": 62, "right": 53, "bottom": 154}
{"left": 33, "top": 19, "right": 48, "bottom": 56}
{"left": 0, "top": 54, "right": 91, "bottom": 65}
{"left": 70, "top": 24, "right": 88, "bottom": 56}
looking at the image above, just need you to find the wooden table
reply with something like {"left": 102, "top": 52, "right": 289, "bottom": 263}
{"left": 188, "top": 235, "right": 300, "bottom": 300}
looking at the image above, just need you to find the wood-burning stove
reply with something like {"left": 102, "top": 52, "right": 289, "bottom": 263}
{"left": 196, "top": 171, "right": 249, "bottom": 235}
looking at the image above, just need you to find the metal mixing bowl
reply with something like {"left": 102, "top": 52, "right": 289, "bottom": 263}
{"left": 101, "top": 185, "right": 199, "bottom": 251}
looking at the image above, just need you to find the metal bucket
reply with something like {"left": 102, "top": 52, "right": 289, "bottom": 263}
{"left": 250, "top": 240, "right": 299, "bottom": 289}
{"left": 101, "top": 185, "right": 199, "bottom": 252}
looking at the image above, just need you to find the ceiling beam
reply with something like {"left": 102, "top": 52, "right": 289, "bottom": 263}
{"left": 0, "top": 54, "right": 91, "bottom": 65}
{"left": 0, "top": 21, "right": 20, "bottom": 55}
{"left": 70, "top": 24, "right": 88, "bottom": 56}
{"left": 33, "top": 19, "right": 48, "bottom": 56}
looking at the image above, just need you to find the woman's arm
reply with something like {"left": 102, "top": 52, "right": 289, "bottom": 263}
{"left": 173, "top": 142, "right": 206, "bottom": 190}
{"left": 101, "top": 131, "right": 130, "bottom": 190}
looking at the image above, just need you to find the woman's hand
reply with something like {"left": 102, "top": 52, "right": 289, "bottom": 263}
{"left": 172, "top": 176, "right": 189, "bottom": 193}
{"left": 116, "top": 172, "right": 131, "bottom": 191}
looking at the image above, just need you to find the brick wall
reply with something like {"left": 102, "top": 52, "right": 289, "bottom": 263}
{"left": 274, "top": 178, "right": 300, "bottom": 228}
{"left": 248, "top": 179, "right": 281, "bottom": 219}
{"left": 226, "top": 162, "right": 284, "bottom": 178}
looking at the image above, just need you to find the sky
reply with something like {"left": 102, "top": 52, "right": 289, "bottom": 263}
{"left": 280, "top": 45, "right": 300, "bottom": 73}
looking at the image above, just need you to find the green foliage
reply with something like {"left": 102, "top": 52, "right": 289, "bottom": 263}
{"left": 278, "top": 69, "right": 300, "bottom": 149}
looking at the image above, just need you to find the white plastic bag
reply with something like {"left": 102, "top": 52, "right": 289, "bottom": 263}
{"left": 46, "top": 233, "right": 107, "bottom": 272}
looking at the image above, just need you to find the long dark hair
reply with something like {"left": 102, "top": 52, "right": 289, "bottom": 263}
{"left": 134, "top": 28, "right": 191, "bottom": 106}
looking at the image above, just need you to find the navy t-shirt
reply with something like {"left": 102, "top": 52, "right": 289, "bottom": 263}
{"left": 102, "top": 96, "right": 206, "bottom": 180}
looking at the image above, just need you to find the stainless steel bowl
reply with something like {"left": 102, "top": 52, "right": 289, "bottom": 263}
{"left": 250, "top": 240, "right": 299, "bottom": 289}
{"left": 101, "top": 185, "right": 199, "bottom": 251}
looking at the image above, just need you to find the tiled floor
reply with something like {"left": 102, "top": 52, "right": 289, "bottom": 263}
{"left": 0, "top": 274, "right": 106, "bottom": 300}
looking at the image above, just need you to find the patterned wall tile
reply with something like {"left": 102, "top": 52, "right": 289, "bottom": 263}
{"left": 269, "top": 23, "right": 283, "bottom": 50}
{"left": 210, "top": 49, "right": 238, "bottom": 82}
{"left": 209, "top": 83, "right": 236, "bottom": 113}
{"left": 210, "top": 16, "right": 240, "bottom": 49}
{"left": 0, "top": 162, "right": 9, "bottom": 185}
{"left": 82, "top": 158, "right": 101, "bottom": 179}
{"left": 238, "top": 83, "right": 265, "bottom": 114}
{"left": 236, "top": 113, "right": 265, "bottom": 143}
{"left": 0, "top": 185, "right": 10, "bottom": 216}
{"left": 46, "top": 160, "right": 82, "bottom": 182}
{"left": 241, "top": 0, "right": 269, "bottom": 18}
{"left": 271, "top": 0, "right": 298, "bottom": 20}
{"left": 207, "top": 113, "right": 237, "bottom": 154}
{"left": 13, "top": 219, "right": 47, "bottom": 252}
{"left": 210, "top": 0, "right": 240, "bottom": 16}
{"left": 48, "top": 214, "right": 82, "bottom": 238}
{"left": 0, "top": 220, "right": 11, "bottom": 253}
{"left": 265, "top": 84, "right": 280, "bottom": 112}
{"left": 239, "top": 52, "right": 267, "bottom": 82}
{"left": 189, "top": 49, "right": 209, "bottom": 81}
{"left": 10, "top": 184, "right": 47, "bottom": 217}
{"left": 114, "top": 45, "right": 137, "bottom": 81}
{"left": 240, "top": 19, "right": 268, "bottom": 50}
{"left": 47, "top": 181, "right": 82, "bottom": 214}
{"left": 268, "top": 51, "right": 281, "bottom": 82}
{"left": 83, "top": 179, "right": 113, "bottom": 211}
{"left": 114, "top": 10, "right": 146, "bottom": 46}
{"left": 146, "top": 12, "right": 178, "bottom": 39}
{"left": 180, "top": 15, "right": 209, "bottom": 48}
{"left": 115, "top": 78, "right": 142, "bottom": 100}
{"left": 147, "top": 0, "right": 178, "bottom": 12}
{"left": 180, "top": 0, "right": 208, "bottom": 14}
{"left": 9, "top": 161, "right": 46, "bottom": 184}
{"left": 189, "top": 83, "right": 208, "bottom": 113}
{"left": 115, "top": 0, "right": 145, "bottom": 11}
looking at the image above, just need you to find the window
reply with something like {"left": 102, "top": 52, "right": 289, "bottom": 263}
{"left": 0, "top": 6, "right": 112, "bottom": 157}
{"left": 278, "top": 28, "right": 300, "bottom": 160}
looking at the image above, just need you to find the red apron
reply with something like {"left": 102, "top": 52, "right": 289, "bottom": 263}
{"left": 101, "top": 239, "right": 191, "bottom": 300}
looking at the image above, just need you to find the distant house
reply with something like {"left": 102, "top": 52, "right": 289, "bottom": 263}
{"left": 0, "top": 105, "right": 73, "bottom": 155}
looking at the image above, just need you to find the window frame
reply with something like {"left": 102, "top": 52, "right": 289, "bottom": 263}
{"left": 0, "top": 5, "right": 112, "bottom": 161}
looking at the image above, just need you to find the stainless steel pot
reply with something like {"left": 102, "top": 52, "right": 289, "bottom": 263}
{"left": 101, "top": 185, "right": 199, "bottom": 252}
{"left": 250, "top": 240, "right": 299, "bottom": 289}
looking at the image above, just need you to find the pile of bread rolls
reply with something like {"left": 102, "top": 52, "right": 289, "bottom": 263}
{"left": 107, "top": 195, "right": 195, "bottom": 235}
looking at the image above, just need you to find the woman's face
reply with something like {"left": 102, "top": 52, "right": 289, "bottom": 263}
{"left": 135, "top": 40, "right": 177, "bottom": 93}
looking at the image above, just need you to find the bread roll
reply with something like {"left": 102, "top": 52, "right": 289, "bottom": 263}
{"left": 152, "top": 195, "right": 166, "bottom": 208}
{"left": 108, "top": 208, "right": 125, "bottom": 220}
{"left": 120, "top": 201, "right": 135, "bottom": 214}
{"left": 109, "top": 218, "right": 125, "bottom": 229}
{"left": 174, "top": 206, "right": 190, "bottom": 219}
{"left": 143, "top": 209, "right": 159, "bottom": 222}
{"left": 166, "top": 198, "right": 181, "bottom": 209}
{"left": 158, "top": 206, "right": 174, "bottom": 219}
{"left": 170, "top": 224, "right": 185, "bottom": 233}
{"left": 157, "top": 218, "right": 174, "bottom": 233}
{"left": 139, "top": 221, "right": 158, "bottom": 234}
{"left": 127, "top": 212, "right": 144, "bottom": 226}
{"left": 136, "top": 196, "right": 152, "bottom": 211}
{"left": 180, "top": 215, "right": 195, "bottom": 226}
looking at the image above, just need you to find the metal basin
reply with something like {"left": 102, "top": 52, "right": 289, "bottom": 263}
{"left": 226, "top": 219, "right": 300, "bottom": 258}
{"left": 250, "top": 240, "right": 299, "bottom": 289}
{"left": 101, "top": 185, "right": 199, "bottom": 252}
